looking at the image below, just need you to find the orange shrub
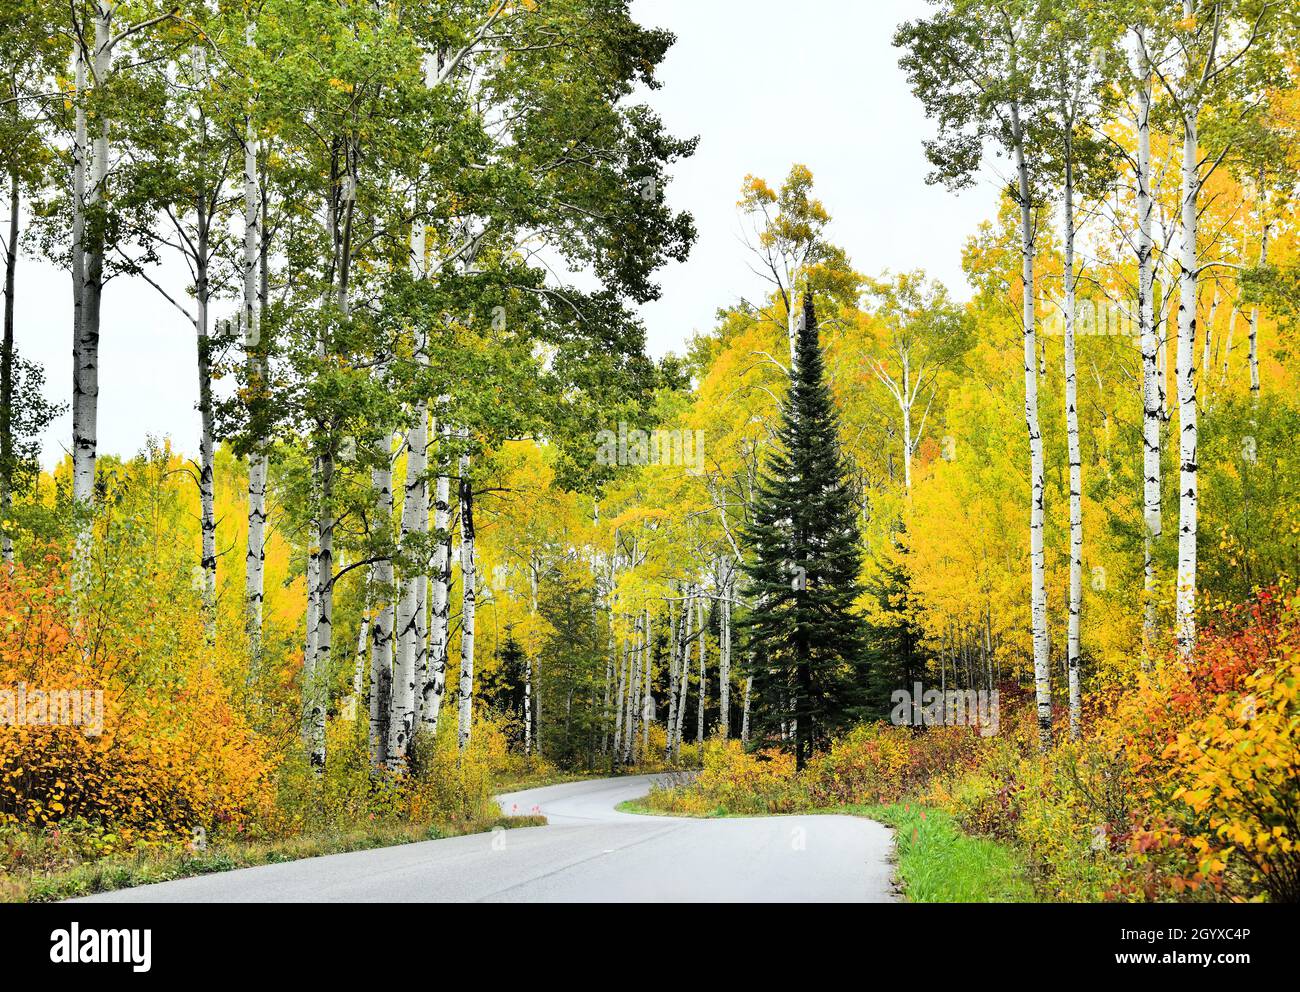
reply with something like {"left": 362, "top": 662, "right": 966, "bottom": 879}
{"left": 0, "top": 558, "right": 271, "bottom": 841}
{"left": 809, "top": 721, "right": 986, "bottom": 807}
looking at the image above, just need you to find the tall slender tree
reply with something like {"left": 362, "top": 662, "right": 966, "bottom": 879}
{"left": 740, "top": 293, "right": 867, "bottom": 769}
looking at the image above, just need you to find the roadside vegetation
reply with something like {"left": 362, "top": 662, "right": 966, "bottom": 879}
{"left": 636, "top": 592, "right": 1300, "bottom": 903}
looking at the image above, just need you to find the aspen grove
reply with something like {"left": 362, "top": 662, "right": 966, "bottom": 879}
{"left": 1, "top": 0, "right": 1299, "bottom": 904}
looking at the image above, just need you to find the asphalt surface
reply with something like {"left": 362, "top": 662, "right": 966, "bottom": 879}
{"left": 73, "top": 774, "right": 897, "bottom": 902}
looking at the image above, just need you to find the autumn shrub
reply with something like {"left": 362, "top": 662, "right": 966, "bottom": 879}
{"left": 927, "top": 589, "right": 1300, "bottom": 902}
{"left": 808, "top": 721, "right": 985, "bottom": 807}
{"left": 644, "top": 739, "right": 800, "bottom": 815}
{"left": 408, "top": 714, "right": 506, "bottom": 824}
{"left": 1161, "top": 649, "right": 1300, "bottom": 902}
{"left": 0, "top": 558, "right": 271, "bottom": 842}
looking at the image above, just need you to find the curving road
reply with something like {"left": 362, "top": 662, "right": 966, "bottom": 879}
{"left": 73, "top": 775, "right": 897, "bottom": 903}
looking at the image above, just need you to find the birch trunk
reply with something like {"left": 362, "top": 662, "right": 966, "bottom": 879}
{"left": 1174, "top": 101, "right": 1200, "bottom": 663}
{"left": 642, "top": 610, "right": 652, "bottom": 753}
{"left": 389, "top": 224, "right": 429, "bottom": 765}
{"left": 675, "top": 589, "right": 692, "bottom": 756}
{"left": 614, "top": 635, "right": 626, "bottom": 760}
{"left": 351, "top": 594, "right": 369, "bottom": 716}
{"left": 626, "top": 620, "right": 640, "bottom": 763}
{"left": 420, "top": 437, "right": 452, "bottom": 734}
{"left": 603, "top": 601, "right": 614, "bottom": 756}
{"left": 368, "top": 433, "right": 395, "bottom": 767}
{"left": 389, "top": 410, "right": 427, "bottom": 764}
{"left": 310, "top": 453, "right": 334, "bottom": 770}
{"left": 741, "top": 672, "right": 753, "bottom": 745}
{"left": 1062, "top": 159, "right": 1082, "bottom": 742}
{"left": 243, "top": 97, "right": 268, "bottom": 660}
{"left": 696, "top": 593, "right": 707, "bottom": 745}
{"left": 665, "top": 596, "right": 679, "bottom": 759}
{"left": 1135, "top": 49, "right": 1162, "bottom": 666}
{"left": 1013, "top": 104, "right": 1052, "bottom": 751}
{"left": 303, "top": 537, "right": 320, "bottom": 747}
{"left": 1249, "top": 221, "right": 1268, "bottom": 402}
{"left": 71, "top": 38, "right": 98, "bottom": 578}
{"left": 456, "top": 451, "right": 476, "bottom": 750}
{"left": 195, "top": 244, "right": 216, "bottom": 644}
{"left": 719, "top": 568, "right": 732, "bottom": 738}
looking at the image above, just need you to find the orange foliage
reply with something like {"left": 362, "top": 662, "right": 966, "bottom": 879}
{"left": 0, "top": 558, "right": 271, "bottom": 842}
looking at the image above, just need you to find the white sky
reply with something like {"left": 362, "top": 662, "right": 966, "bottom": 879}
{"left": 21, "top": 0, "right": 1000, "bottom": 469}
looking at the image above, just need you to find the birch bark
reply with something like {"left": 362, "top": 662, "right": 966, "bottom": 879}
{"left": 1062, "top": 149, "right": 1082, "bottom": 741}
{"left": 696, "top": 594, "right": 707, "bottom": 745}
{"left": 368, "top": 433, "right": 395, "bottom": 767}
{"left": 1249, "top": 219, "right": 1268, "bottom": 402}
{"left": 1135, "top": 45, "right": 1162, "bottom": 665}
{"left": 1012, "top": 101, "right": 1052, "bottom": 751}
{"left": 243, "top": 24, "right": 268, "bottom": 661}
{"left": 1174, "top": 95, "right": 1200, "bottom": 663}
{"left": 421, "top": 436, "right": 452, "bottom": 734}
{"left": 456, "top": 449, "right": 476, "bottom": 749}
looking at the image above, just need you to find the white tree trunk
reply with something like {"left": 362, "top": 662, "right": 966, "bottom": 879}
{"left": 901, "top": 362, "right": 914, "bottom": 495}
{"left": 420, "top": 430, "right": 452, "bottom": 734}
{"left": 456, "top": 450, "right": 477, "bottom": 750}
{"left": 389, "top": 411, "right": 427, "bottom": 765}
{"left": 665, "top": 594, "right": 679, "bottom": 758}
{"left": 242, "top": 24, "right": 267, "bottom": 662}
{"left": 719, "top": 567, "right": 732, "bottom": 738}
{"left": 1062, "top": 166, "right": 1082, "bottom": 742}
{"left": 303, "top": 536, "right": 320, "bottom": 749}
{"left": 626, "top": 618, "right": 640, "bottom": 763}
{"left": 1013, "top": 108, "right": 1052, "bottom": 751}
{"left": 310, "top": 454, "right": 334, "bottom": 770}
{"left": 1135, "top": 54, "right": 1162, "bottom": 666}
{"left": 244, "top": 176, "right": 269, "bottom": 660}
{"left": 389, "top": 224, "right": 429, "bottom": 766}
{"left": 675, "top": 590, "right": 691, "bottom": 756}
{"left": 368, "top": 434, "right": 395, "bottom": 767}
{"left": 614, "top": 634, "right": 626, "bottom": 760}
{"left": 1249, "top": 222, "right": 1268, "bottom": 401}
{"left": 1174, "top": 103, "right": 1201, "bottom": 663}
{"left": 196, "top": 280, "right": 216, "bottom": 644}
{"left": 741, "top": 671, "right": 753, "bottom": 745}
{"left": 695, "top": 593, "right": 707, "bottom": 745}
{"left": 642, "top": 609, "right": 652, "bottom": 753}
{"left": 351, "top": 597, "right": 369, "bottom": 717}
{"left": 72, "top": 27, "right": 106, "bottom": 580}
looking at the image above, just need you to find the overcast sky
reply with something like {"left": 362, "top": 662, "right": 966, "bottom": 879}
{"left": 20, "top": 0, "right": 1001, "bottom": 469}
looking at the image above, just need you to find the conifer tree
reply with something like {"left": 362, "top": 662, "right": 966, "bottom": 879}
{"left": 741, "top": 292, "right": 867, "bottom": 768}
{"left": 863, "top": 534, "right": 928, "bottom": 721}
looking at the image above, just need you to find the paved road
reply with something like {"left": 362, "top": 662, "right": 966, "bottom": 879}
{"left": 74, "top": 775, "right": 896, "bottom": 902}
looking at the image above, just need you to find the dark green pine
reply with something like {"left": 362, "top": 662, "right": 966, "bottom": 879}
{"left": 740, "top": 292, "right": 868, "bottom": 769}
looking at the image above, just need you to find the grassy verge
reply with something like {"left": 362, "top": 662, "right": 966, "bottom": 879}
{"left": 841, "top": 804, "right": 1034, "bottom": 903}
{"left": 2, "top": 814, "right": 546, "bottom": 904}
{"left": 619, "top": 792, "right": 1033, "bottom": 902}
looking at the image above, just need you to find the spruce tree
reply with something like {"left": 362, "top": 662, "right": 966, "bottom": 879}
{"left": 740, "top": 292, "right": 867, "bottom": 768}
{"left": 863, "top": 532, "right": 928, "bottom": 721}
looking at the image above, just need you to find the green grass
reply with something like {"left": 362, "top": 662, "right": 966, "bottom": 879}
{"left": 3, "top": 814, "right": 546, "bottom": 904}
{"left": 842, "top": 803, "right": 1035, "bottom": 903}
